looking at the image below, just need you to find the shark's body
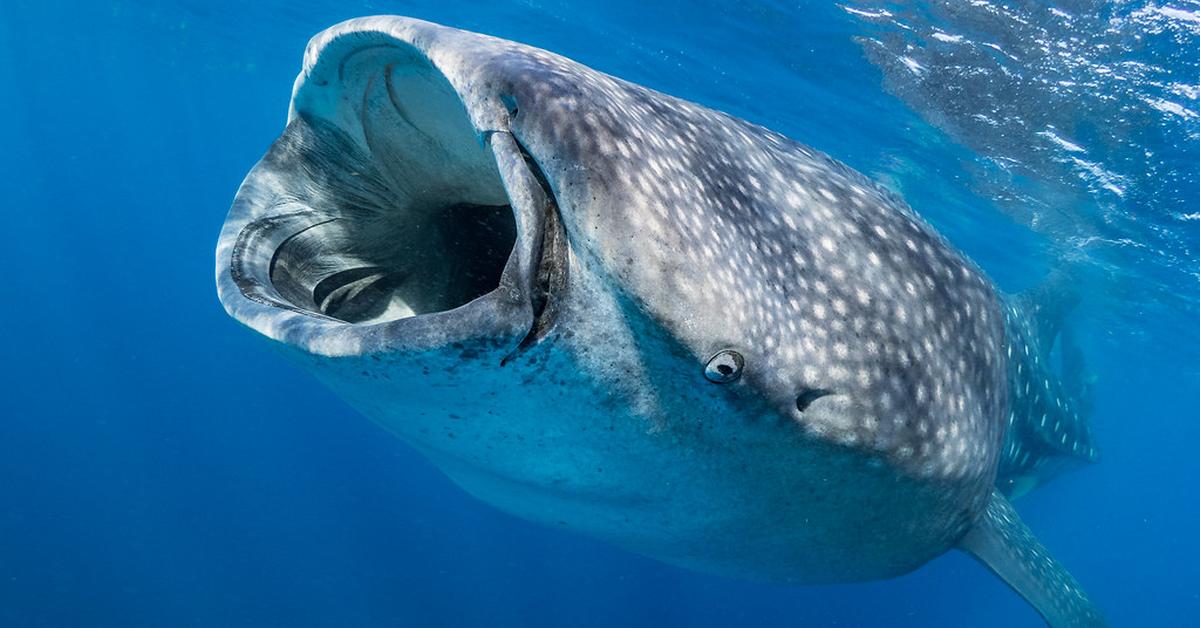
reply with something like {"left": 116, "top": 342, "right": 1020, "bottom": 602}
{"left": 216, "top": 17, "right": 1103, "bottom": 626}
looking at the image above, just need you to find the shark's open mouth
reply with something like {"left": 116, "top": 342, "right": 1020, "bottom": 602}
{"left": 218, "top": 36, "right": 562, "bottom": 355}
{"left": 264, "top": 148, "right": 518, "bottom": 326}
{"left": 267, "top": 46, "right": 520, "bottom": 325}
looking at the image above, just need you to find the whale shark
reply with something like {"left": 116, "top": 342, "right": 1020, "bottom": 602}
{"left": 215, "top": 16, "right": 1104, "bottom": 626}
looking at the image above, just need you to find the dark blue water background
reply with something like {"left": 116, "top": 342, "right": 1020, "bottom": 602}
{"left": 2, "top": 1, "right": 1197, "bottom": 626}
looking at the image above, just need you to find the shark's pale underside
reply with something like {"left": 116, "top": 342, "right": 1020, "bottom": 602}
{"left": 215, "top": 16, "right": 1104, "bottom": 627}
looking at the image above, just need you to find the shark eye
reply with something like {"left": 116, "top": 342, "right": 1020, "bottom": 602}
{"left": 704, "top": 350, "right": 744, "bottom": 383}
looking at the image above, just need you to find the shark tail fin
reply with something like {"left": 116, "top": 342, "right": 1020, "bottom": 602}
{"left": 958, "top": 491, "right": 1107, "bottom": 627}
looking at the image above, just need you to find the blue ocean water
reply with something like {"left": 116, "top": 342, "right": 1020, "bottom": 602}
{"left": 1, "top": 0, "right": 1197, "bottom": 626}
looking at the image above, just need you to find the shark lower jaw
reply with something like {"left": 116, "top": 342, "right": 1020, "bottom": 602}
{"left": 217, "top": 44, "right": 566, "bottom": 358}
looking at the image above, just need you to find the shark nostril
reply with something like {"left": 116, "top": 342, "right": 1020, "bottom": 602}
{"left": 704, "top": 350, "right": 744, "bottom": 383}
{"left": 796, "top": 389, "right": 833, "bottom": 413}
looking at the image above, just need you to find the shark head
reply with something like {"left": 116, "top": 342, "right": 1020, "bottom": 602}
{"left": 221, "top": 15, "right": 1000, "bottom": 443}
{"left": 217, "top": 16, "right": 1083, "bottom": 602}
{"left": 216, "top": 15, "right": 1006, "bottom": 574}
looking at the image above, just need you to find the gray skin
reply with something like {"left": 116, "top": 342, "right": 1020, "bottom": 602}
{"left": 216, "top": 16, "right": 1103, "bottom": 625}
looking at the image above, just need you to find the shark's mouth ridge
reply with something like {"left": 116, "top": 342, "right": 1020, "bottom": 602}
{"left": 218, "top": 37, "right": 560, "bottom": 356}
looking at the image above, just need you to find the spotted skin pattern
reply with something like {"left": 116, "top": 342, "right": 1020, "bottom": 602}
{"left": 215, "top": 16, "right": 1104, "bottom": 626}
{"left": 997, "top": 299, "right": 1099, "bottom": 497}
{"left": 497, "top": 22, "right": 1007, "bottom": 484}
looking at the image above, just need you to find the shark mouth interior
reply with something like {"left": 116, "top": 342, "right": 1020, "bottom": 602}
{"left": 263, "top": 46, "right": 519, "bottom": 325}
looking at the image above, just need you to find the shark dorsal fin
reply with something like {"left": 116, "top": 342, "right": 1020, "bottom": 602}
{"left": 1015, "top": 267, "right": 1081, "bottom": 355}
{"left": 957, "top": 491, "right": 1106, "bottom": 627}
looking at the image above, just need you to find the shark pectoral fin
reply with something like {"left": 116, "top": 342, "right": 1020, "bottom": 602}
{"left": 957, "top": 491, "right": 1106, "bottom": 628}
